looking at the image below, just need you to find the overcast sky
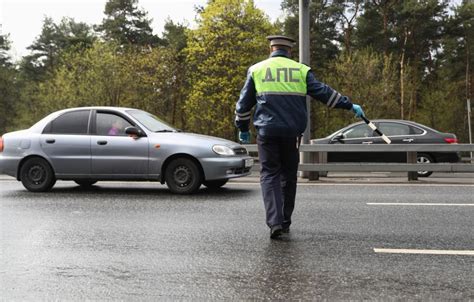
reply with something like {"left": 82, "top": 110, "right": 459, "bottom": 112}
{"left": 0, "top": 0, "right": 283, "bottom": 60}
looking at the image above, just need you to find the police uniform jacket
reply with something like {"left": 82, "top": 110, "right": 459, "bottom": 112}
{"left": 235, "top": 49, "right": 354, "bottom": 137}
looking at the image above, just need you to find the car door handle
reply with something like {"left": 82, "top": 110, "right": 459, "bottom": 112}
{"left": 45, "top": 139, "right": 55, "bottom": 144}
{"left": 403, "top": 138, "right": 414, "bottom": 143}
{"left": 97, "top": 140, "right": 108, "bottom": 145}
{"left": 362, "top": 141, "right": 373, "bottom": 144}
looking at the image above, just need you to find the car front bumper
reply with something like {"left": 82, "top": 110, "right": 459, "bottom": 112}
{"left": 200, "top": 156, "right": 254, "bottom": 181}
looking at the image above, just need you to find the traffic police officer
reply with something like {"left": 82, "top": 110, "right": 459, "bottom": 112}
{"left": 235, "top": 35, "right": 365, "bottom": 239}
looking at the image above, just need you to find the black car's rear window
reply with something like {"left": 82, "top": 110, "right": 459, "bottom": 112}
{"left": 43, "top": 110, "right": 90, "bottom": 134}
{"left": 377, "top": 123, "right": 411, "bottom": 136}
{"left": 410, "top": 126, "right": 424, "bottom": 135}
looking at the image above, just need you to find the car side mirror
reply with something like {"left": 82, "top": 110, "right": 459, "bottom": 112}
{"left": 331, "top": 133, "right": 345, "bottom": 143}
{"left": 125, "top": 126, "right": 142, "bottom": 137}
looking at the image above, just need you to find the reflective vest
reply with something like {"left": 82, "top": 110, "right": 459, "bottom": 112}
{"left": 251, "top": 56, "right": 311, "bottom": 97}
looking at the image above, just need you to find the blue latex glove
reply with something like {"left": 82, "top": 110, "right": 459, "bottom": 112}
{"left": 351, "top": 104, "right": 365, "bottom": 118}
{"left": 239, "top": 131, "right": 251, "bottom": 144}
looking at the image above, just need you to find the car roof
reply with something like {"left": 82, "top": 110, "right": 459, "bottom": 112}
{"left": 345, "top": 119, "right": 434, "bottom": 129}
{"left": 28, "top": 107, "right": 141, "bottom": 133}
{"left": 370, "top": 119, "right": 441, "bottom": 132}
{"left": 56, "top": 106, "right": 137, "bottom": 113}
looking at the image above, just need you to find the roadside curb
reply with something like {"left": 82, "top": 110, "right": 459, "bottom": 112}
{"left": 228, "top": 172, "right": 474, "bottom": 185}
{"left": 228, "top": 178, "right": 474, "bottom": 185}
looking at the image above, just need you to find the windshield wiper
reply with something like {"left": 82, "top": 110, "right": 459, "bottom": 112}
{"left": 155, "top": 129, "right": 176, "bottom": 133}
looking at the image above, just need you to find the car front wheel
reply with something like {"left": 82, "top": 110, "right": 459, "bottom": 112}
{"left": 417, "top": 153, "right": 434, "bottom": 177}
{"left": 165, "top": 158, "right": 202, "bottom": 194}
{"left": 20, "top": 157, "right": 56, "bottom": 192}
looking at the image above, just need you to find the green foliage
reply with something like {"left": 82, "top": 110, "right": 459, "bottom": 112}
{"left": 281, "top": 0, "right": 343, "bottom": 70}
{"left": 0, "top": 66, "right": 18, "bottom": 133}
{"left": 21, "top": 17, "right": 96, "bottom": 81}
{"left": 38, "top": 42, "right": 131, "bottom": 111}
{"left": 313, "top": 49, "right": 399, "bottom": 137}
{"left": 415, "top": 79, "right": 463, "bottom": 135}
{"left": 0, "top": 33, "right": 18, "bottom": 133}
{"left": 0, "top": 32, "right": 12, "bottom": 67}
{"left": 184, "top": 0, "right": 273, "bottom": 139}
{"left": 162, "top": 19, "right": 188, "bottom": 52}
{"left": 96, "top": 0, "right": 161, "bottom": 46}
{"left": 16, "top": 42, "right": 186, "bottom": 130}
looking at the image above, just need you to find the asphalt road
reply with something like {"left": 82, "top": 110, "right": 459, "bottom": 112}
{"left": 1, "top": 179, "right": 473, "bottom": 300}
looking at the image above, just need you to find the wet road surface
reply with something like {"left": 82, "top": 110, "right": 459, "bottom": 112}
{"left": 1, "top": 180, "right": 473, "bottom": 300}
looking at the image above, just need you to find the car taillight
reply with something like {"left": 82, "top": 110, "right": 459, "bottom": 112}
{"left": 0, "top": 136, "right": 3, "bottom": 152}
{"left": 444, "top": 137, "right": 458, "bottom": 144}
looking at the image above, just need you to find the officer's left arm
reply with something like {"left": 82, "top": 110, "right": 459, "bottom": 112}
{"left": 235, "top": 70, "right": 257, "bottom": 132}
{"left": 306, "top": 71, "right": 353, "bottom": 110}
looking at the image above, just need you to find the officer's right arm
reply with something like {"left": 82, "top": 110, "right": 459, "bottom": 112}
{"left": 235, "top": 70, "right": 257, "bottom": 132}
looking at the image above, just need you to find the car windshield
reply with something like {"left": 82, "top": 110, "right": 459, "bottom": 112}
{"left": 127, "top": 110, "right": 177, "bottom": 132}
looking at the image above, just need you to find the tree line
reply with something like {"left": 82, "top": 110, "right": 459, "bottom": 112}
{"left": 0, "top": 0, "right": 472, "bottom": 142}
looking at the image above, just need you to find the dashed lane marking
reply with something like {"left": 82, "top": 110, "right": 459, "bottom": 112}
{"left": 374, "top": 248, "right": 474, "bottom": 256}
{"left": 367, "top": 203, "right": 474, "bottom": 206}
{"left": 229, "top": 182, "right": 474, "bottom": 187}
{"left": 242, "top": 182, "right": 472, "bottom": 185}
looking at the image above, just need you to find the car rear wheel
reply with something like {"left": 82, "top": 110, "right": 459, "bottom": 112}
{"left": 417, "top": 153, "right": 434, "bottom": 177}
{"left": 165, "top": 158, "right": 202, "bottom": 194}
{"left": 203, "top": 179, "right": 228, "bottom": 190}
{"left": 20, "top": 157, "right": 56, "bottom": 192}
{"left": 74, "top": 180, "right": 98, "bottom": 187}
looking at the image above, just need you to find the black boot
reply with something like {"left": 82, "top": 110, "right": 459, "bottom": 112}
{"left": 270, "top": 225, "right": 283, "bottom": 239}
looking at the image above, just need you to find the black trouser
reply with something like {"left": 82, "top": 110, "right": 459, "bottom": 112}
{"left": 257, "top": 135, "right": 300, "bottom": 228}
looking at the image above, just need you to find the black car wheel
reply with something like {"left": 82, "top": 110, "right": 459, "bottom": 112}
{"left": 74, "top": 180, "right": 98, "bottom": 187}
{"left": 203, "top": 179, "right": 228, "bottom": 190}
{"left": 20, "top": 157, "right": 56, "bottom": 192}
{"left": 417, "top": 153, "right": 434, "bottom": 177}
{"left": 165, "top": 158, "right": 202, "bottom": 194}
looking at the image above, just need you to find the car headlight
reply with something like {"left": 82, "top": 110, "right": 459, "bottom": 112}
{"left": 212, "top": 145, "right": 235, "bottom": 156}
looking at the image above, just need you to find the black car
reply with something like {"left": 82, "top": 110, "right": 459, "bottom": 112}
{"left": 312, "top": 119, "right": 460, "bottom": 177}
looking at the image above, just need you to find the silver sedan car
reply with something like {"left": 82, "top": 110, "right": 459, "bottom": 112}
{"left": 0, "top": 107, "right": 253, "bottom": 194}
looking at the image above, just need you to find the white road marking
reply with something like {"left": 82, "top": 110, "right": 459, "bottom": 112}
{"left": 374, "top": 248, "right": 474, "bottom": 256}
{"left": 367, "top": 203, "right": 474, "bottom": 206}
{"left": 228, "top": 182, "right": 474, "bottom": 187}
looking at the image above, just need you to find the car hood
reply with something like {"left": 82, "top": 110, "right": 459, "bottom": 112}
{"left": 147, "top": 132, "right": 242, "bottom": 148}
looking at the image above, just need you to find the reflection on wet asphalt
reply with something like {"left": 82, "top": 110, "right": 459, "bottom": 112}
{"left": 1, "top": 181, "right": 473, "bottom": 299}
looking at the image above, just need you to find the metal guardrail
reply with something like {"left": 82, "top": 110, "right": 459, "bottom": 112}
{"left": 243, "top": 144, "right": 474, "bottom": 181}
{"left": 245, "top": 144, "right": 474, "bottom": 152}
